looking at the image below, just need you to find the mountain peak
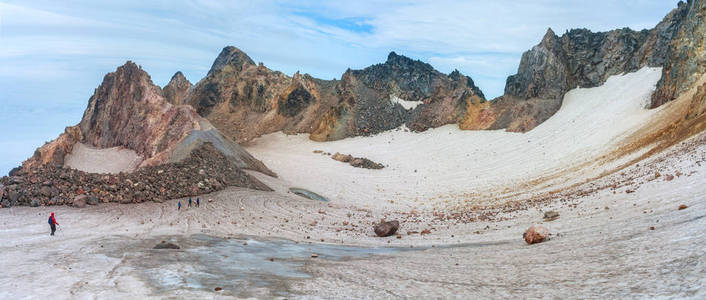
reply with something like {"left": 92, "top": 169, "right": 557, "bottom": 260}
{"left": 164, "top": 71, "right": 192, "bottom": 105}
{"left": 540, "top": 27, "right": 559, "bottom": 46}
{"left": 208, "top": 46, "right": 256, "bottom": 75}
{"left": 387, "top": 51, "right": 399, "bottom": 61}
{"left": 170, "top": 71, "right": 186, "bottom": 81}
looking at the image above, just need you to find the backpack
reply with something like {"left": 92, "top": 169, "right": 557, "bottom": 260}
{"left": 48, "top": 216, "right": 52, "bottom": 225}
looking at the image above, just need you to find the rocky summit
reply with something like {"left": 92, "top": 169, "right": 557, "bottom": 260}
{"left": 2, "top": 62, "right": 274, "bottom": 206}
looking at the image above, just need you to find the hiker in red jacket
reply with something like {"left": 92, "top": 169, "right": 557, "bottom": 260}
{"left": 48, "top": 212, "right": 59, "bottom": 236}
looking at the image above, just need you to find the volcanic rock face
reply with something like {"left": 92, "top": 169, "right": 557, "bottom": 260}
{"left": 185, "top": 47, "right": 334, "bottom": 143}
{"left": 495, "top": 1, "right": 703, "bottom": 131}
{"left": 77, "top": 62, "right": 201, "bottom": 167}
{"left": 7, "top": 61, "right": 275, "bottom": 206}
{"left": 652, "top": 0, "right": 706, "bottom": 107}
{"left": 163, "top": 71, "right": 192, "bottom": 105}
{"left": 313, "top": 52, "right": 485, "bottom": 140}
{"left": 26, "top": 61, "right": 272, "bottom": 174}
{"left": 185, "top": 47, "right": 485, "bottom": 142}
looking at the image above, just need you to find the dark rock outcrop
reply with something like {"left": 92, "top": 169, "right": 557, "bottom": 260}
{"left": 652, "top": 0, "right": 706, "bottom": 107}
{"left": 163, "top": 71, "right": 192, "bottom": 105}
{"left": 312, "top": 52, "right": 485, "bottom": 140}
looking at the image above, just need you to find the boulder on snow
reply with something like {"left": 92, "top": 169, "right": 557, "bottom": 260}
{"left": 73, "top": 195, "right": 87, "bottom": 208}
{"left": 523, "top": 224, "right": 550, "bottom": 244}
{"left": 374, "top": 220, "right": 400, "bottom": 237}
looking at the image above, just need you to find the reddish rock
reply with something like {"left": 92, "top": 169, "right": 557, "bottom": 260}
{"left": 374, "top": 220, "right": 400, "bottom": 237}
{"left": 523, "top": 225, "right": 550, "bottom": 245}
{"left": 678, "top": 204, "right": 688, "bottom": 210}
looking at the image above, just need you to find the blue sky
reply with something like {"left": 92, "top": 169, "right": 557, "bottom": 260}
{"left": 0, "top": 0, "right": 680, "bottom": 175}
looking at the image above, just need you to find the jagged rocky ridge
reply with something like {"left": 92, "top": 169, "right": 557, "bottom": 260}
{"left": 182, "top": 48, "right": 485, "bottom": 142}
{"left": 176, "top": 0, "right": 703, "bottom": 140}
{"left": 1, "top": 62, "right": 275, "bottom": 207}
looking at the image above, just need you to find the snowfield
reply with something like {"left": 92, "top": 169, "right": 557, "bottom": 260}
{"left": 64, "top": 143, "right": 143, "bottom": 174}
{"left": 247, "top": 67, "right": 664, "bottom": 209}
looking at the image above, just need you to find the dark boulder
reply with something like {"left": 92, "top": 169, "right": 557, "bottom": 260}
{"left": 374, "top": 220, "right": 400, "bottom": 237}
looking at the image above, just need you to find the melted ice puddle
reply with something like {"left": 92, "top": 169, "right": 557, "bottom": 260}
{"left": 98, "top": 234, "right": 400, "bottom": 297}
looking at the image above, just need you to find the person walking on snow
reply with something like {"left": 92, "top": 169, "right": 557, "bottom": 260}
{"left": 196, "top": 198, "right": 200, "bottom": 207}
{"left": 48, "top": 212, "right": 59, "bottom": 236}
{"left": 188, "top": 197, "right": 192, "bottom": 208}
{"left": 178, "top": 201, "right": 182, "bottom": 210}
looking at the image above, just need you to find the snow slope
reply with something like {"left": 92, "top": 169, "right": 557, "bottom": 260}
{"left": 246, "top": 67, "right": 664, "bottom": 208}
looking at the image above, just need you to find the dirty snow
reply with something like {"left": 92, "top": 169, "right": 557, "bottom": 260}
{"left": 64, "top": 143, "right": 143, "bottom": 174}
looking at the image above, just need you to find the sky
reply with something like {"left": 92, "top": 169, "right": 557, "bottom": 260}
{"left": 0, "top": 0, "right": 680, "bottom": 176}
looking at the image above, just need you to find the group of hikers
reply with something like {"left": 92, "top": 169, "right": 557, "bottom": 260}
{"left": 177, "top": 197, "right": 199, "bottom": 210}
{"left": 48, "top": 197, "right": 202, "bottom": 236}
